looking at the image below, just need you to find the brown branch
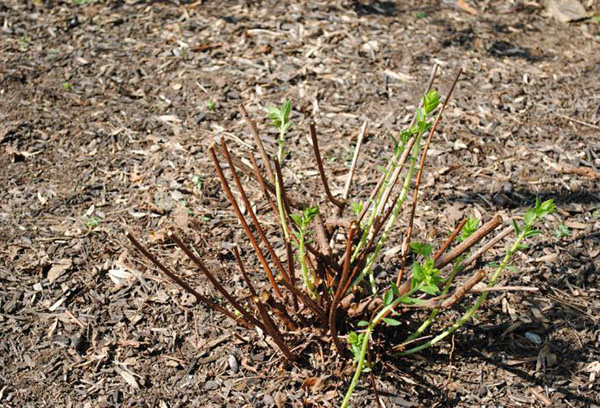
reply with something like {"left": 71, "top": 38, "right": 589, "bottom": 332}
{"left": 276, "top": 275, "right": 327, "bottom": 324}
{"left": 264, "top": 292, "right": 299, "bottom": 331}
{"left": 435, "top": 214, "right": 503, "bottom": 269}
{"left": 169, "top": 232, "right": 265, "bottom": 331}
{"left": 223, "top": 145, "right": 306, "bottom": 210}
{"left": 399, "top": 69, "right": 463, "bottom": 281}
{"left": 433, "top": 218, "right": 468, "bottom": 262}
{"left": 309, "top": 122, "right": 345, "bottom": 209}
{"left": 249, "top": 154, "right": 280, "bottom": 216}
{"left": 359, "top": 63, "right": 439, "bottom": 224}
{"left": 220, "top": 138, "right": 291, "bottom": 284}
{"left": 462, "top": 225, "right": 513, "bottom": 267}
{"left": 233, "top": 247, "right": 298, "bottom": 358}
{"left": 374, "top": 135, "right": 418, "bottom": 217}
{"left": 209, "top": 146, "right": 284, "bottom": 299}
{"left": 343, "top": 120, "right": 368, "bottom": 200}
{"left": 313, "top": 213, "right": 332, "bottom": 257}
{"left": 253, "top": 296, "right": 298, "bottom": 361}
{"left": 239, "top": 103, "right": 275, "bottom": 182}
{"left": 440, "top": 269, "right": 486, "bottom": 308}
{"left": 272, "top": 158, "right": 295, "bottom": 219}
{"left": 325, "top": 216, "right": 354, "bottom": 230}
{"left": 125, "top": 231, "right": 253, "bottom": 329}
{"left": 329, "top": 222, "right": 358, "bottom": 356}
{"left": 233, "top": 246, "right": 259, "bottom": 297}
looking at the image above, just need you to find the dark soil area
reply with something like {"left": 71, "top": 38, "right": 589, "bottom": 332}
{"left": 1, "top": 0, "right": 599, "bottom": 406}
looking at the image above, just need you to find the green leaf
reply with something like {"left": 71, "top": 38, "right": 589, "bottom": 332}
{"left": 400, "top": 129, "right": 412, "bottom": 145}
{"left": 357, "top": 320, "right": 369, "bottom": 327}
{"left": 382, "top": 317, "right": 401, "bottom": 326}
{"left": 412, "top": 262, "right": 424, "bottom": 282}
{"left": 524, "top": 209, "right": 535, "bottom": 226}
{"left": 390, "top": 134, "right": 399, "bottom": 154}
{"left": 281, "top": 101, "right": 291, "bottom": 122}
{"left": 409, "top": 242, "right": 432, "bottom": 258}
{"left": 460, "top": 217, "right": 480, "bottom": 241}
{"left": 383, "top": 288, "right": 394, "bottom": 306}
{"left": 290, "top": 213, "right": 302, "bottom": 227}
{"left": 420, "top": 283, "right": 440, "bottom": 296}
{"left": 535, "top": 198, "right": 556, "bottom": 218}
{"left": 524, "top": 229, "right": 541, "bottom": 238}
{"left": 350, "top": 201, "right": 363, "bottom": 217}
{"left": 506, "top": 265, "right": 519, "bottom": 273}
{"left": 282, "top": 121, "right": 293, "bottom": 133}
{"left": 399, "top": 295, "right": 421, "bottom": 305}
{"left": 512, "top": 219, "right": 520, "bottom": 235}
{"left": 423, "top": 90, "right": 441, "bottom": 115}
{"left": 391, "top": 282, "right": 400, "bottom": 297}
{"left": 302, "top": 206, "right": 319, "bottom": 222}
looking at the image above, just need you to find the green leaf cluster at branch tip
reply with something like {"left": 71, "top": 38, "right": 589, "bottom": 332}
{"left": 267, "top": 100, "right": 292, "bottom": 136}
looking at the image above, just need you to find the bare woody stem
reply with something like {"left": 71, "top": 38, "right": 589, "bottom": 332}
{"left": 253, "top": 296, "right": 298, "bottom": 361}
{"left": 358, "top": 63, "right": 439, "bottom": 225}
{"left": 309, "top": 122, "right": 346, "bottom": 209}
{"left": 222, "top": 144, "right": 307, "bottom": 210}
{"left": 440, "top": 269, "right": 486, "bottom": 309}
{"left": 343, "top": 120, "right": 368, "bottom": 200}
{"left": 433, "top": 218, "right": 468, "bottom": 262}
{"left": 234, "top": 246, "right": 300, "bottom": 354}
{"left": 239, "top": 103, "right": 274, "bottom": 182}
{"left": 208, "top": 146, "right": 285, "bottom": 299}
{"left": 399, "top": 69, "right": 463, "bottom": 280}
{"left": 435, "top": 214, "right": 503, "bottom": 269}
{"left": 462, "top": 226, "right": 513, "bottom": 267}
{"left": 329, "top": 222, "right": 358, "bottom": 356}
{"left": 249, "top": 154, "right": 282, "bottom": 217}
{"left": 168, "top": 232, "right": 265, "bottom": 331}
{"left": 395, "top": 214, "right": 503, "bottom": 297}
{"left": 219, "top": 138, "right": 291, "bottom": 284}
{"left": 125, "top": 231, "right": 253, "bottom": 329}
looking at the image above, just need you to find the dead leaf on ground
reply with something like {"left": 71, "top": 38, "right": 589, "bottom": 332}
{"left": 546, "top": 0, "right": 588, "bottom": 22}
{"left": 47, "top": 259, "right": 72, "bottom": 283}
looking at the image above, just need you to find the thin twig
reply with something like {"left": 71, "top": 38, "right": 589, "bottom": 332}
{"left": 330, "top": 222, "right": 358, "bottom": 356}
{"left": 440, "top": 269, "right": 486, "bottom": 308}
{"left": 366, "top": 344, "right": 383, "bottom": 408}
{"left": 557, "top": 113, "right": 600, "bottom": 130}
{"left": 224, "top": 145, "right": 307, "bottom": 210}
{"left": 249, "top": 154, "right": 281, "bottom": 216}
{"left": 239, "top": 103, "right": 275, "bottom": 181}
{"left": 399, "top": 69, "right": 463, "bottom": 281}
{"left": 220, "top": 138, "right": 291, "bottom": 283}
{"left": 471, "top": 285, "right": 539, "bottom": 293}
{"left": 125, "top": 231, "right": 253, "bottom": 329}
{"left": 359, "top": 63, "right": 439, "bottom": 224}
{"left": 276, "top": 275, "right": 327, "bottom": 324}
{"left": 273, "top": 159, "right": 295, "bottom": 221}
{"left": 462, "top": 225, "right": 513, "bottom": 267}
{"left": 314, "top": 213, "right": 332, "bottom": 257}
{"left": 435, "top": 214, "right": 503, "bottom": 269}
{"left": 209, "top": 146, "right": 284, "bottom": 299}
{"left": 253, "top": 296, "right": 298, "bottom": 361}
{"left": 433, "top": 218, "right": 468, "bottom": 262}
{"left": 374, "top": 135, "right": 418, "bottom": 218}
{"left": 264, "top": 293, "right": 299, "bottom": 331}
{"left": 169, "top": 232, "right": 265, "bottom": 331}
{"left": 343, "top": 120, "right": 368, "bottom": 200}
{"left": 309, "top": 122, "right": 345, "bottom": 209}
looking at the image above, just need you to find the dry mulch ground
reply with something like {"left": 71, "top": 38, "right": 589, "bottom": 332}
{"left": 1, "top": 0, "right": 599, "bottom": 406}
